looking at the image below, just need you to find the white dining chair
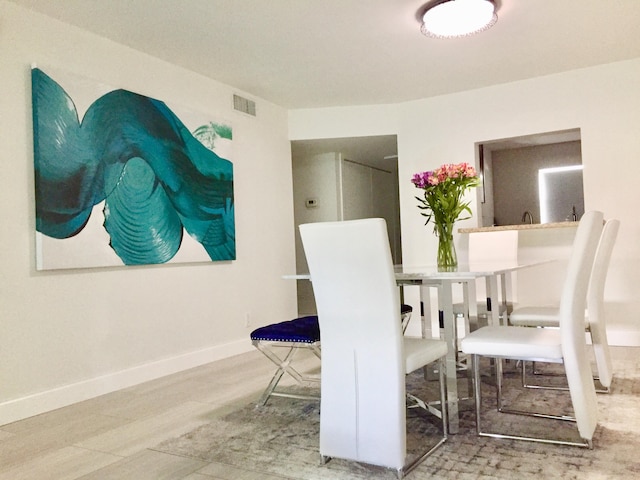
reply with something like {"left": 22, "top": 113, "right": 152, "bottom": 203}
{"left": 460, "top": 210, "right": 603, "bottom": 448}
{"left": 509, "top": 218, "right": 620, "bottom": 393}
{"left": 299, "top": 218, "right": 448, "bottom": 478}
{"left": 453, "top": 229, "right": 519, "bottom": 332}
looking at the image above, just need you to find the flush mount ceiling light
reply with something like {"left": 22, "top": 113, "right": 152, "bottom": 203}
{"left": 421, "top": 0, "right": 497, "bottom": 39}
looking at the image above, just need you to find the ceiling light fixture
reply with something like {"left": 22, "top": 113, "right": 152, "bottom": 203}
{"left": 421, "top": 0, "right": 497, "bottom": 39}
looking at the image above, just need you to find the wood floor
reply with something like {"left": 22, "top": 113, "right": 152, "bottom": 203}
{"left": 0, "top": 346, "right": 637, "bottom": 479}
{"left": 0, "top": 349, "right": 319, "bottom": 480}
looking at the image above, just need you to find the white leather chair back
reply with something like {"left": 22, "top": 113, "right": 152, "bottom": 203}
{"left": 468, "top": 230, "right": 519, "bottom": 302}
{"left": 559, "top": 210, "right": 603, "bottom": 440}
{"left": 468, "top": 230, "right": 519, "bottom": 263}
{"left": 299, "top": 218, "right": 406, "bottom": 470}
{"left": 586, "top": 218, "right": 620, "bottom": 388}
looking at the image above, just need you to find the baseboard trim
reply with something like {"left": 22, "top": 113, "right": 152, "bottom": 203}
{"left": 0, "top": 339, "right": 253, "bottom": 426}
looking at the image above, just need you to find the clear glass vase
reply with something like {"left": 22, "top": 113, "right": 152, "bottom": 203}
{"left": 436, "top": 222, "right": 457, "bottom": 270}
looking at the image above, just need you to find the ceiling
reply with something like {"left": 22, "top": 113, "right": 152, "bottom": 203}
{"left": 9, "top": 0, "right": 640, "bottom": 110}
{"left": 10, "top": 1, "right": 640, "bottom": 166}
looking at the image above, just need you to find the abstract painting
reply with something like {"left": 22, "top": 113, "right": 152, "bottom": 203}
{"left": 31, "top": 67, "right": 235, "bottom": 270}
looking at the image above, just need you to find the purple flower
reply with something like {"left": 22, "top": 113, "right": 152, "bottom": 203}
{"left": 411, "top": 162, "right": 480, "bottom": 227}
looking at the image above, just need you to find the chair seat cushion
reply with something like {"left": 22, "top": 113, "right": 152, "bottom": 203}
{"left": 404, "top": 337, "right": 448, "bottom": 374}
{"left": 460, "top": 325, "right": 563, "bottom": 361}
{"left": 509, "top": 306, "right": 560, "bottom": 327}
{"left": 250, "top": 316, "right": 320, "bottom": 343}
{"left": 510, "top": 306, "right": 590, "bottom": 330}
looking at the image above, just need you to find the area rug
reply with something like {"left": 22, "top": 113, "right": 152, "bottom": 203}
{"left": 154, "top": 357, "right": 640, "bottom": 479}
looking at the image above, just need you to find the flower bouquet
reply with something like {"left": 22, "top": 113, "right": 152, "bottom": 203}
{"left": 412, "top": 163, "right": 480, "bottom": 269}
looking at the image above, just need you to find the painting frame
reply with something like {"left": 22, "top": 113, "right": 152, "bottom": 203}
{"left": 32, "top": 66, "right": 235, "bottom": 270}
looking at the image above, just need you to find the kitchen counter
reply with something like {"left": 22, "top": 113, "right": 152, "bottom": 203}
{"left": 459, "top": 221, "right": 578, "bottom": 234}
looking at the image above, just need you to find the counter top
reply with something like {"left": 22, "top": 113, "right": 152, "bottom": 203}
{"left": 459, "top": 221, "right": 578, "bottom": 233}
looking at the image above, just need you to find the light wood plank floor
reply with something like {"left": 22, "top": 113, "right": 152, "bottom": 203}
{"left": 0, "top": 346, "right": 636, "bottom": 479}
{"left": 0, "top": 349, "right": 316, "bottom": 480}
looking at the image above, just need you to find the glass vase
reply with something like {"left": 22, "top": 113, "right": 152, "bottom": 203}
{"left": 436, "top": 222, "right": 457, "bottom": 270}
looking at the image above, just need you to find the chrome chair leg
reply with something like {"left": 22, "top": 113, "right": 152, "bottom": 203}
{"left": 401, "top": 357, "right": 448, "bottom": 478}
{"left": 471, "top": 355, "right": 592, "bottom": 448}
{"left": 522, "top": 360, "right": 611, "bottom": 394}
{"left": 472, "top": 354, "right": 483, "bottom": 436}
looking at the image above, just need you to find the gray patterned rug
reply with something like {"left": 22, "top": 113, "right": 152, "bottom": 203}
{"left": 154, "top": 356, "right": 640, "bottom": 479}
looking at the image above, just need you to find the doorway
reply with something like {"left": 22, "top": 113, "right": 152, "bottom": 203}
{"left": 291, "top": 135, "right": 400, "bottom": 314}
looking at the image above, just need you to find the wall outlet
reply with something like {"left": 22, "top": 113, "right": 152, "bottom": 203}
{"left": 305, "top": 197, "right": 319, "bottom": 208}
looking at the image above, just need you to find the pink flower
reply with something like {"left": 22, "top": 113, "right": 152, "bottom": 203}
{"left": 411, "top": 162, "right": 480, "bottom": 227}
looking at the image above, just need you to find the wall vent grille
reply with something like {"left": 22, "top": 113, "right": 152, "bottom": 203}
{"left": 233, "top": 94, "right": 256, "bottom": 116}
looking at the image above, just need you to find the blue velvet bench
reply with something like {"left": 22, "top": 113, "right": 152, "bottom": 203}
{"left": 400, "top": 303, "right": 413, "bottom": 332}
{"left": 250, "top": 315, "right": 321, "bottom": 406}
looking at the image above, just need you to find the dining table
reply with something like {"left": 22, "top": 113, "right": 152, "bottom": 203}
{"left": 285, "top": 258, "right": 551, "bottom": 433}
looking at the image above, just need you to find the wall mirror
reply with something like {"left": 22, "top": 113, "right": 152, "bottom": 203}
{"left": 478, "top": 128, "right": 583, "bottom": 227}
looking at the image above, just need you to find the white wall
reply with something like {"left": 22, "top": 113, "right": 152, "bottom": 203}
{"left": 290, "top": 58, "right": 640, "bottom": 345}
{"left": 342, "top": 160, "right": 401, "bottom": 263}
{"left": 292, "top": 152, "right": 340, "bottom": 314}
{"left": 0, "top": 1, "right": 297, "bottom": 424}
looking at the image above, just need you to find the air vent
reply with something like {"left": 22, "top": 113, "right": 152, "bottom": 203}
{"left": 233, "top": 94, "right": 256, "bottom": 116}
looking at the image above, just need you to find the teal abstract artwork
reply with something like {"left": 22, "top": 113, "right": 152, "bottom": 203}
{"left": 32, "top": 67, "right": 235, "bottom": 269}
